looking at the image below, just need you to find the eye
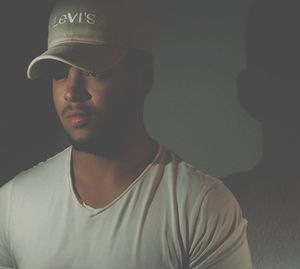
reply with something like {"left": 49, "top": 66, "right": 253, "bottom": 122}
{"left": 47, "top": 62, "right": 70, "bottom": 81}
{"left": 84, "top": 70, "right": 113, "bottom": 81}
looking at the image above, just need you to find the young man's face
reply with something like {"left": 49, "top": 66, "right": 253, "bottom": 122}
{"left": 51, "top": 59, "right": 143, "bottom": 150}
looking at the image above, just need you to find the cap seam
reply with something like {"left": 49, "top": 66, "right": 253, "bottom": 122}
{"left": 49, "top": 39, "right": 124, "bottom": 47}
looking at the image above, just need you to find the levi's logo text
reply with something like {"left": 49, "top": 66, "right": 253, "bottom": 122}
{"left": 53, "top": 11, "right": 97, "bottom": 27}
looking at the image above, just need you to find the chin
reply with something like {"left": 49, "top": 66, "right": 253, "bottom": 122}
{"left": 67, "top": 131, "right": 96, "bottom": 146}
{"left": 67, "top": 134, "right": 98, "bottom": 153}
{"left": 65, "top": 129, "right": 122, "bottom": 159}
{"left": 64, "top": 123, "right": 99, "bottom": 141}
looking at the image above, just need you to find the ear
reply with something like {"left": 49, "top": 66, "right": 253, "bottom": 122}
{"left": 133, "top": 65, "right": 154, "bottom": 97}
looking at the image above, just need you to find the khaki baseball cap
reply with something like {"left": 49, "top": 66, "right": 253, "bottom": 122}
{"left": 27, "top": 0, "right": 153, "bottom": 80}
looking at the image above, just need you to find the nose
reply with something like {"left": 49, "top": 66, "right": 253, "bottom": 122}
{"left": 64, "top": 67, "right": 91, "bottom": 102}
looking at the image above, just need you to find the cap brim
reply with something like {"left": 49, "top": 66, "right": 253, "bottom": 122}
{"left": 27, "top": 43, "right": 128, "bottom": 80}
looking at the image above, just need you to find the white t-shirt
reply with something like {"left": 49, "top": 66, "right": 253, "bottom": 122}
{"left": 0, "top": 144, "right": 252, "bottom": 269}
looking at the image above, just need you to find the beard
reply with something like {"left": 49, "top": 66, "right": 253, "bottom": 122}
{"left": 64, "top": 104, "right": 141, "bottom": 160}
{"left": 65, "top": 126, "right": 126, "bottom": 160}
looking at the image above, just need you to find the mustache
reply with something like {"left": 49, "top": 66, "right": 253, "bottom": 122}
{"left": 61, "top": 104, "right": 99, "bottom": 117}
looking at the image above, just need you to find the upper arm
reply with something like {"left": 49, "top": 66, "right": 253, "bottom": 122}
{"left": 0, "top": 181, "right": 15, "bottom": 269}
{"left": 188, "top": 181, "right": 252, "bottom": 269}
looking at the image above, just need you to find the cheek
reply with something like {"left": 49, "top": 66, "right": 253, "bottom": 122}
{"left": 86, "top": 72, "right": 135, "bottom": 110}
{"left": 87, "top": 83, "right": 117, "bottom": 110}
{"left": 87, "top": 91, "right": 107, "bottom": 112}
{"left": 52, "top": 85, "right": 63, "bottom": 115}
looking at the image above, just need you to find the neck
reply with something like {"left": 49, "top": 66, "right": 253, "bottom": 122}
{"left": 71, "top": 123, "right": 159, "bottom": 185}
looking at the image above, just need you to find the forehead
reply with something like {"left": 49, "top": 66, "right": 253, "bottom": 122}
{"left": 45, "top": 58, "right": 129, "bottom": 75}
{"left": 45, "top": 61, "right": 72, "bottom": 71}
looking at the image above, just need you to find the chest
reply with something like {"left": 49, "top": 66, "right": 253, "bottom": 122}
{"left": 73, "top": 178, "right": 135, "bottom": 209}
{"left": 10, "top": 190, "right": 186, "bottom": 269}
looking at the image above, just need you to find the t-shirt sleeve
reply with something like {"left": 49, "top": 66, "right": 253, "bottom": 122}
{"left": 0, "top": 181, "right": 15, "bottom": 269}
{"left": 188, "top": 181, "right": 252, "bottom": 269}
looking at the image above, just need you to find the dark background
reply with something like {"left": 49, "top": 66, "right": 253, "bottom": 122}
{"left": 1, "top": 1, "right": 299, "bottom": 268}
{"left": 0, "top": 1, "right": 61, "bottom": 181}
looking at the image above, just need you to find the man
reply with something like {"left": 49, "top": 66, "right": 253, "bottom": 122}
{"left": 0, "top": 0, "right": 252, "bottom": 268}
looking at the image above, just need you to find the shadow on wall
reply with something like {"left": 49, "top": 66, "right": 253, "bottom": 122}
{"left": 223, "top": 0, "right": 300, "bottom": 268}
{"left": 0, "top": 1, "right": 63, "bottom": 186}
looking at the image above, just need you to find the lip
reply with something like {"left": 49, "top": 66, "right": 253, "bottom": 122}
{"left": 64, "top": 110, "right": 91, "bottom": 128}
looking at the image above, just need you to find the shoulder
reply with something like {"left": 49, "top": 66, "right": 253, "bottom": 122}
{"left": 161, "top": 146, "right": 232, "bottom": 206}
{"left": 0, "top": 147, "right": 72, "bottom": 233}
{"left": 161, "top": 147, "right": 251, "bottom": 268}
{"left": 0, "top": 147, "right": 71, "bottom": 202}
{"left": 160, "top": 146, "right": 244, "bottom": 232}
{"left": 12, "top": 147, "right": 71, "bottom": 187}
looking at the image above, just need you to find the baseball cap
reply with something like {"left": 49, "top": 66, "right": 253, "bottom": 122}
{"left": 27, "top": 0, "right": 153, "bottom": 80}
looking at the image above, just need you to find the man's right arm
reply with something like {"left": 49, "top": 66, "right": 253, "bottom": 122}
{"left": 0, "top": 181, "right": 15, "bottom": 269}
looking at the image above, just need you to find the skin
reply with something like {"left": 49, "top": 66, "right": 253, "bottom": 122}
{"left": 52, "top": 59, "right": 158, "bottom": 208}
